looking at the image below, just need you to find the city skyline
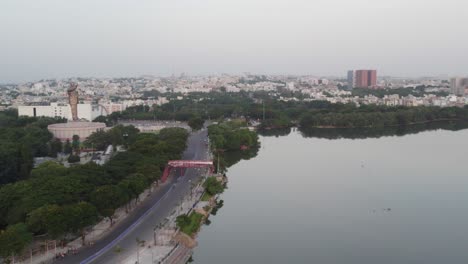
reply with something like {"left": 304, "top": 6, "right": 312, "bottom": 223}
{"left": 0, "top": 71, "right": 461, "bottom": 86}
{"left": 1, "top": 0, "right": 468, "bottom": 83}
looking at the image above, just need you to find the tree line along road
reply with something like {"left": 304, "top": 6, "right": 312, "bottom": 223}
{"left": 61, "top": 129, "right": 210, "bottom": 264}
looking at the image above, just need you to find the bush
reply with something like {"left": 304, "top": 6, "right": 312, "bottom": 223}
{"left": 68, "top": 154, "right": 80, "bottom": 164}
{"left": 176, "top": 213, "right": 204, "bottom": 236}
{"left": 203, "top": 177, "right": 224, "bottom": 196}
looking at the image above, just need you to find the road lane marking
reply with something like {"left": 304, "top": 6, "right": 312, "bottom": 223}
{"left": 80, "top": 184, "right": 174, "bottom": 264}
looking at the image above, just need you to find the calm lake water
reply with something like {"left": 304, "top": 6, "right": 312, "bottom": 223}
{"left": 193, "top": 128, "right": 468, "bottom": 264}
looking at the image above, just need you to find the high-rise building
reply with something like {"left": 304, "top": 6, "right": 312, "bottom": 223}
{"left": 347, "top": 70, "right": 356, "bottom": 89}
{"left": 450, "top": 77, "right": 468, "bottom": 96}
{"left": 354, "top": 70, "right": 377, "bottom": 88}
{"left": 369, "top": 70, "right": 377, "bottom": 87}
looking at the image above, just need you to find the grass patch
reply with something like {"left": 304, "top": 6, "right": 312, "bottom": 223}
{"left": 200, "top": 192, "right": 212, "bottom": 201}
{"left": 176, "top": 212, "right": 204, "bottom": 236}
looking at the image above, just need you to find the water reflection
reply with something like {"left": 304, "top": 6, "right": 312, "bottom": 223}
{"left": 258, "top": 127, "right": 292, "bottom": 137}
{"left": 222, "top": 146, "right": 260, "bottom": 169}
{"left": 194, "top": 128, "right": 468, "bottom": 264}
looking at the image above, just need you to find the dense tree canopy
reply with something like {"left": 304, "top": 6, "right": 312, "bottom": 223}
{"left": 97, "top": 92, "right": 468, "bottom": 133}
{"left": 0, "top": 223, "right": 32, "bottom": 259}
{"left": 203, "top": 177, "right": 225, "bottom": 196}
{"left": 208, "top": 121, "right": 260, "bottom": 173}
{"left": 84, "top": 125, "right": 139, "bottom": 151}
{"left": 188, "top": 116, "right": 204, "bottom": 131}
{"left": 0, "top": 110, "right": 66, "bottom": 185}
{"left": 0, "top": 125, "right": 189, "bottom": 254}
{"left": 208, "top": 121, "right": 259, "bottom": 151}
{"left": 300, "top": 105, "right": 468, "bottom": 129}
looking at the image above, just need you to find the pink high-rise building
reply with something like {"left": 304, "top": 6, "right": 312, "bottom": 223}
{"left": 355, "top": 70, "right": 377, "bottom": 88}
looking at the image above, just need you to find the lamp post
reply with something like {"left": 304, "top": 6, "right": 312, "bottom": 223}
{"left": 216, "top": 150, "right": 221, "bottom": 174}
{"left": 135, "top": 238, "right": 141, "bottom": 264}
{"left": 189, "top": 180, "right": 194, "bottom": 200}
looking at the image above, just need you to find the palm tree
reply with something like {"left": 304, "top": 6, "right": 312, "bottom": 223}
{"left": 113, "top": 245, "right": 124, "bottom": 264}
{"left": 135, "top": 237, "right": 145, "bottom": 263}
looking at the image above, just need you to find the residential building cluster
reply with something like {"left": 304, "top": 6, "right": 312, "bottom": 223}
{"left": 1, "top": 73, "right": 467, "bottom": 119}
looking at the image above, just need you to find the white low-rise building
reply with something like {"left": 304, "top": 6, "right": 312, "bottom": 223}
{"left": 18, "top": 103, "right": 106, "bottom": 121}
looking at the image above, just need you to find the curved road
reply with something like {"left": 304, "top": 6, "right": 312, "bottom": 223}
{"left": 62, "top": 129, "right": 209, "bottom": 264}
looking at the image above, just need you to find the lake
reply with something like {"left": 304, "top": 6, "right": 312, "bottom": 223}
{"left": 193, "top": 127, "right": 468, "bottom": 264}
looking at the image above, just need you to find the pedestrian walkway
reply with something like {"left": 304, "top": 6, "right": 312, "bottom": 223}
{"left": 115, "top": 177, "right": 208, "bottom": 264}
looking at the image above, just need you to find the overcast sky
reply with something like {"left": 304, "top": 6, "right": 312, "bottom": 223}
{"left": 1, "top": 0, "right": 467, "bottom": 83}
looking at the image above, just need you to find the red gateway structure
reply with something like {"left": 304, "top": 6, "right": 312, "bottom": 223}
{"left": 161, "top": 160, "right": 214, "bottom": 183}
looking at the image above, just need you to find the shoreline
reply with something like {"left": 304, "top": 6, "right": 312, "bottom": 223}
{"left": 301, "top": 118, "right": 468, "bottom": 129}
{"left": 259, "top": 118, "right": 468, "bottom": 132}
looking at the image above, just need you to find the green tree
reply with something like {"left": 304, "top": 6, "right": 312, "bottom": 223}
{"left": 68, "top": 154, "right": 80, "bottom": 164}
{"left": 176, "top": 214, "right": 191, "bottom": 228}
{"left": 30, "top": 161, "right": 67, "bottom": 178}
{"left": 84, "top": 125, "right": 139, "bottom": 150}
{"left": 0, "top": 223, "right": 33, "bottom": 259}
{"left": 65, "top": 202, "right": 98, "bottom": 245}
{"left": 93, "top": 115, "right": 112, "bottom": 127}
{"left": 0, "top": 143, "right": 21, "bottom": 185}
{"left": 136, "top": 163, "right": 162, "bottom": 184}
{"left": 203, "top": 177, "right": 225, "bottom": 196}
{"left": 72, "top": 135, "right": 80, "bottom": 153}
{"left": 90, "top": 185, "right": 126, "bottom": 226}
{"left": 119, "top": 174, "right": 147, "bottom": 205}
{"left": 84, "top": 130, "right": 110, "bottom": 151}
{"left": 48, "top": 138, "right": 63, "bottom": 158}
{"left": 188, "top": 116, "right": 204, "bottom": 131}
{"left": 64, "top": 139, "right": 72, "bottom": 155}
{"left": 27, "top": 204, "right": 68, "bottom": 238}
{"left": 18, "top": 144, "right": 33, "bottom": 179}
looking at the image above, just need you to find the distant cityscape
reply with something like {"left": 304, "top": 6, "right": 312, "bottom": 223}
{"left": 1, "top": 72, "right": 467, "bottom": 121}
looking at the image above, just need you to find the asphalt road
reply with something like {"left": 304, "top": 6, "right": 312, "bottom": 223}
{"left": 62, "top": 129, "right": 209, "bottom": 264}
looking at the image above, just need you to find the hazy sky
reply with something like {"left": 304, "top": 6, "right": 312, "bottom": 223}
{"left": 1, "top": 0, "right": 467, "bottom": 83}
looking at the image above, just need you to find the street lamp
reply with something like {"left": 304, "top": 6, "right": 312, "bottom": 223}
{"left": 189, "top": 180, "right": 196, "bottom": 200}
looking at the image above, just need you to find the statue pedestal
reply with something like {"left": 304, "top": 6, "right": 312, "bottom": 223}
{"left": 48, "top": 121, "right": 106, "bottom": 142}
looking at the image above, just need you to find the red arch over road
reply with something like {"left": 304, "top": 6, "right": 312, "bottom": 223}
{"left": 161, "top": 160, "right": 214, "bottom": 183}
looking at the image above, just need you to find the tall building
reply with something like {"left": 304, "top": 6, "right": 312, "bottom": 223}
{"left": 450, "top": 77, "right": 468, "bottom": 96}
{"left": 354, "top": 70, "right": 377, "bottom": 88}
{"left": 347, "top": 70, "right": 356, "bottom": 89}
{"left": 369, "top": 70, "right": 377, "bottom": 87}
